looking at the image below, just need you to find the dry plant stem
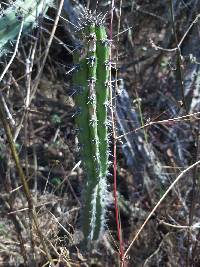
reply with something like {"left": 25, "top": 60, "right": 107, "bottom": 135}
{"left": 54, "top": 162, "right": 81, "bottom": 205}
{"left": 159, "top": 220, "right": 197, "bottom": 229}
{"left": 24, "top": 50, "right": 36, "bottom": 261}
{"left": 30, "top": 0, "right": 65, "bottom": 102}
{"left": 0, "top": 15, "right": 52, "bottom": 264}
{"left": 169, "top": 1, "right": 200, "bottom": 261}
{"left": 143, "top": 232, "right": 174, "bottom": 267}
{"left": 0, "top": 20, "right": 24, "bottom": 83}
{"left": 115, "top": 0, "right": 125, "bottom": 261}
{"left": 25, "top": 43, "right": 39, "bottom": 193}
{"left": 40, "top": 26, "right": 73, "bottom": 53}
{"left": 116, "top": 111, "right": 200, "bottom": 140}
{"left": 0, "top": 99, "right": 54, "bottom": 266}
{"left": 191, "top": 228, "right": 200, "bottom": 264}
{"left": 49, "top": 211, "right": 73, "bottom": 242}
{"left": 122, "top": 159, "right": 200, "bottom": 265}
{"left": 110, "top": 0, "right": 124, "bottom": 262}
{"left": 185, "top": 28, "right": 200, "bottom": 258}
{"left": 150, "top": 13, "right": 200, "bottom": 52}
{"left": 24, "top": 112, "right": 36, "bottom": 264}
{"left": 1, "top": 172, "right": 28, "bottom": 266}
{"left": 0, "top": 20, "right": 30, "bottom": 265}
{"left": 187, "top": 122, "right": 200, "bottom": 266}
{"left": 1, "top": 93, "right": 15, "bottom": 126}
{"left": 169, "top": 0, "right": 187, "bottom": 112}
{"left": 31, "top": 121, "right": 38, "bottom": 194}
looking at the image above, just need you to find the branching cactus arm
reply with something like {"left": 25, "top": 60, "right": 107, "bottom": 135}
{"left": 0, "top": 0, "right": 53, "bottom": 55}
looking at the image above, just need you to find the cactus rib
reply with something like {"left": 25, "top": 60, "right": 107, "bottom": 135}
{"left": 73, "top": 11, "right": 110, "bottom": 241}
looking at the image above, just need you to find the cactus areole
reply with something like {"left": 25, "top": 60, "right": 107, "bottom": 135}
{"left": 73, "top": 10, "right": 110, "bottom": 241}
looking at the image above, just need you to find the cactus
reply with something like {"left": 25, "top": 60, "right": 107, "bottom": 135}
{"left": 0, "top": 0, "right": 53, "bottom": 56}
{"left": 73, "top": 11, "right": 110, "bottom": 241}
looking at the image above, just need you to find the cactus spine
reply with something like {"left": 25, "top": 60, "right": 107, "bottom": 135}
{"left": 73, "top": 12, "right": 110, "bottom": 241}
{"left": 0, "top": 0, "right": 52, "bottom": 56}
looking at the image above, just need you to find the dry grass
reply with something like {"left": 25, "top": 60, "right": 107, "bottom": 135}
{"left": 1, "top": 0, "right": 200, "bottom": 266}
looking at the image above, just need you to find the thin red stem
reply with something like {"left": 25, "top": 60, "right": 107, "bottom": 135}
{"left": 109, "top": 0, "right": 124, "bottom": 263}
{"left": 114, "top": 138, "right": 124, "bottom": 260}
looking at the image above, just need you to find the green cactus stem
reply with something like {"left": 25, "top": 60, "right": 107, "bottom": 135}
{"left": 73, "top": 11, "right": 110, "bottom": 241}
{"left": 0, "top": 0, "right": 53, "bottom": 56}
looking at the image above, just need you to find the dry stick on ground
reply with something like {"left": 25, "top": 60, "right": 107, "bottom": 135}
{"left": 0, "top": 19, "right": 55, "bottom": 266}
{"left": 122, "top": 159, "right": 200, "bottom": 266}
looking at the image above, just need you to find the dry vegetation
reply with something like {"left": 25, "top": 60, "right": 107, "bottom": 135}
{"left": 1, "top": 0, "right": 200, "bottom": 266}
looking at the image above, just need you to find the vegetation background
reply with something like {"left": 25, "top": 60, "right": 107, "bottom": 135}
{"left": 1, "top": 0, "right": 200, "bottom": 266}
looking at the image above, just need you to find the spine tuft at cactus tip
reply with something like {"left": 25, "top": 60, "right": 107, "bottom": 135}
{"left": 73, "top": 10, "right": 110, "bottom": 242}
{"left": 0, "top": 0, "right": 53, "bottom": 56}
